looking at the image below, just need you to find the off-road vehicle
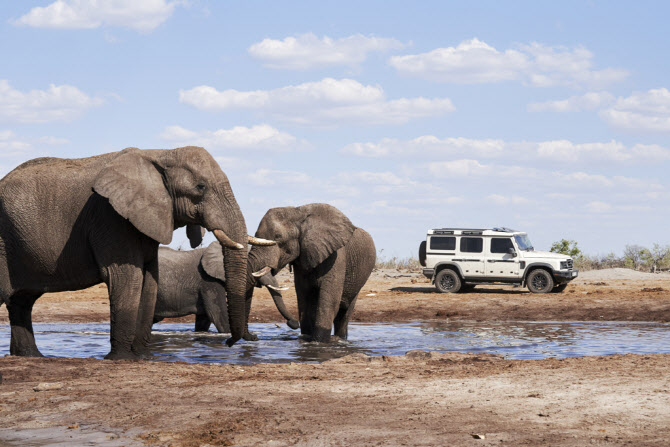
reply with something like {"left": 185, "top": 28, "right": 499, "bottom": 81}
{"left": 418, "top": 227, "right": 578, "bottom": 293}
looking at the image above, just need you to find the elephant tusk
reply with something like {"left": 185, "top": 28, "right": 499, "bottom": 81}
{"left": 248, "top": 235, "right": 277, "bottom": 246}
{"left": 267, "top": 284, "right": 289, "bottom": 292}
{"left": 213, "top": 229, "right": 245, "bottom": 250}
{"left": 251, "top": 266, "right": 272, "bottom": 277}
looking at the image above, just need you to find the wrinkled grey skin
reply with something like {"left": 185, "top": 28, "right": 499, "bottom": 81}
{"left": 247, "top": 204, "right": 376, "bottom": 342}
{"left": 154, "top": 241, "right": 297, "bottom": 336}
{"left": 0, "top": 146, "right": 249, "bottom": 360}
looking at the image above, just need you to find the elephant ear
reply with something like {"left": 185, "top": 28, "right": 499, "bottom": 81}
{"left": 93, "top": 148, "right": 173, "bottom": 245}
{"left": 201, "top": 241, "right": 226, "bottom": 282}
{"left": 298, "top": 204, "right": 356, "bottom": 270}
{"left": 186, "top": 225, "right": 206, "bottom": 248}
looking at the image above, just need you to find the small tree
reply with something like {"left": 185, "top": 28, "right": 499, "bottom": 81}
{"left": 623, "top": 244, "right": 650, "bottom": 271}
{"left": 550, "top": 239, "right": 582, "bottom": 259}
{"left": 642, "top": 243, "right": 670, "bottom": 273}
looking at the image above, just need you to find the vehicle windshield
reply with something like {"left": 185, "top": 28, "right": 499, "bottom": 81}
{"left": 514, "top": 234, "right": 534, "bottom": 251}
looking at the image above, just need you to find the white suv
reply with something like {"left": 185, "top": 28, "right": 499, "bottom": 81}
{"left": 418, "top": 227, "right": 578, "bottom": 293}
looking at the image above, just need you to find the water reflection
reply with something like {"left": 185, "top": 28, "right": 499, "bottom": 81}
{"left": 0, "top": 321, "right": 669, "bottom": 363}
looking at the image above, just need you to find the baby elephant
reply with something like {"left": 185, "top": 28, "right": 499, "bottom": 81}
{"left": 154, "top": 241, "right": 297, "bottom": 335}
{"left": 248, "top": 203, "right": 376, "bottom": 342}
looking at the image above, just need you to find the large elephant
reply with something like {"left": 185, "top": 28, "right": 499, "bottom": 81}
{"left": 0, "top": 146, "right": 273, "bottom": 359}
{"left": 153, "top": 241, "right": 298, "bottom": 334}
{"left": 247, "top": 203, "right": 376, "bottom": 342}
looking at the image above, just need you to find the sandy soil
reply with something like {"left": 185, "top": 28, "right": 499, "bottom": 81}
{"left": 1, "top": 268, "right": 670, "bottom": 446}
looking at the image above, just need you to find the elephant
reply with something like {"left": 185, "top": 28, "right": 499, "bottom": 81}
{"left": 153, "top": 241, "right": 298, "bottom": 334}
{"left": 0, "top": 146, "right": 275, "bottom": 360}
{"left": 246, "top": 203, "right": 376, "bottom": 342}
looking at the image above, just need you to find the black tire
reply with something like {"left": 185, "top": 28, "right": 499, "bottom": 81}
{"left": 526, "top": 269, "right": 554, "bottom": 293}
{"left": 434, "top": 269, "right": 461, "bottom": 293}
{"left": 551, "top": 284, "right": 568, "bottom": 293}
{"left": 418, "top": 241, "right": 427, "bottom": 267}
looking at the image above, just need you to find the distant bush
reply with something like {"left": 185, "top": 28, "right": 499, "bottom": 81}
{"left": 375, "top": 249, "right": 422, "bottom": 271}
{"left": 551, "top": 239, "right": 670, "bottom": 272}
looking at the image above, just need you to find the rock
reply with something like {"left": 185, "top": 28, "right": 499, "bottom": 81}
{"left": 34, "top": 382, "right": 64, "bottom": 392}
{"left": 471, "top": 434, "right": 486, "bottom": 439}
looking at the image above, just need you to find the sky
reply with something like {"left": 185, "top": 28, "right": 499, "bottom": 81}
{"left": 1, "top": 1, "right": 670, "bottom": 259}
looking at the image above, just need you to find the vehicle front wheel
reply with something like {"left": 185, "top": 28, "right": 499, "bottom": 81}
{"left": 434, "top": 269, "right": 461, "bottom": 293}
{"left": 526, "top": 269, "right": 554, "bottom": 293}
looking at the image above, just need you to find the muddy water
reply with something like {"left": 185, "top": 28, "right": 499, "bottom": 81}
{"left": 1, "top": 321, "right": 670, "bottom": 363}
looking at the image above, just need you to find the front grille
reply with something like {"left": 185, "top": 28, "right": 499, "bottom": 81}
{"left": 560, "top": 259, "right": 574, "bottom": 270}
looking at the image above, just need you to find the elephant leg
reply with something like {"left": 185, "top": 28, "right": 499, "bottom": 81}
{"left": 104, "top": 263, "right": 144, "bottom": 361}
{"left": 200, "top": 283, "right": 229, "bottom": 333}
{"left": 131, "top": 257, "right": 159, "bottom": 358}
{"left": 7, "top": 292, "right": 43, "bottom": 357}
{"left": 310, "top": 257, "right": 346, "bottom": 343}
{"left": 333, "top": 295, "right": 358, "bottom": 340}
{"left": 195, "top": 313, "right": 212, "bottom": 332}
{"left": 294, "top": 273, "right": 317, "bottom": 338}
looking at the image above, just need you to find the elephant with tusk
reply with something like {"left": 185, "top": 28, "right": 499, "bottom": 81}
{"left": 153, "top": 240, "right": 298, "bottom": 335}
{"left": 246, "top": 203, "right": 376, "bottom": 342}
{"left": 0, "top": 146, "right": 274, "bottom": 359}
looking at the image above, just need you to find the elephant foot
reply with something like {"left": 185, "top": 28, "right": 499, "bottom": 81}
{"left": 243, "top": 331, "right": 259, "bottom": 341}
{"left": 104, "top": 350, "right": 141, "bottom": 361}
{"left": 305, "top": 327, "right": 332, "bottom": 343}
{"left": 11, "top": 347, "right": 44, "bottom": 357}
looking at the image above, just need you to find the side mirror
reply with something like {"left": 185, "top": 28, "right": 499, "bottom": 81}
{"left": 508, "top": 247, "right": 517, "bottom": 257}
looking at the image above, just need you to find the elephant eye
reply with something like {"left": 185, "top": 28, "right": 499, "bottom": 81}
{"left": 196, "top": 183, "right": 206, "bottom": 193}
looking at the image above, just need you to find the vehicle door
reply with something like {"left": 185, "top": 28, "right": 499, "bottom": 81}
{"left": 485, "top": 237, "right": 521, "bottom": 279}
{"left": 455, "top": 236, "right": 485, "bottom": 278}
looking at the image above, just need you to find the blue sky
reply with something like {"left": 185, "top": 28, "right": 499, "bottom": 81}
{"left": 2, "top": 1, "right": 670, "bottom": 258}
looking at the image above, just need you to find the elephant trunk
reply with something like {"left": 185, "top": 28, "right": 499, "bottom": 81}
{"left": 258, "top": 273, "right": 300, "bottom": 330}
{"left": 222, "top": 243, "right": 247, "bottom": 346}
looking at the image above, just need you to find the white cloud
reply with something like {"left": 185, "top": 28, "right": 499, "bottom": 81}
{"left": 536, "top": 140, "right": 630, "bottom": 162}
{"left": 247, "top": 169, "right": 313, "bottom": 187}
{"left": 427, "top": 159, "right": 659, "bottom": 191}
{"left": 342, "top": 135, "right": 670, "bottom": 164}
{"left": 179, "top": 78, "right": 454, "bottom": 126}
{"left": 342, "top": 136, "right": 505, "bottom": 158}
{"left": 14, "top": 0, "right": 179, "bottom": 32}
{"left": 389, "top": 38, "right": 627, "bottom": 88}
{"left": 0, "top": 80, "right": 104, "bottom": 123}
{"left": 528, "top": 91, "right": 615, "bottom": 112}
{"left": 585, "top": 201, "right": 613, "bottom": 213}
{"left": 248, "top": 33, "right": 405, "bottom": 69}
{"left": 487, "top": 194, "right": 530, "bottom": 205}
{"left": 600, "top": 88, "right": 670, "bottom": 132}
{"left": 160, "top": 124, "right": 305, "bottom": 151}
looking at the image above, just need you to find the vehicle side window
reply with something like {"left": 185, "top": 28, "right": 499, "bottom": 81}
{"left": 460, "top": 237, "right": 483, "bottom": 253}
{"left": 491, "top": 238, "right": 514, "bottom": 254}
{"left": 430, "top": 236, "right": 456, "bottom": 250}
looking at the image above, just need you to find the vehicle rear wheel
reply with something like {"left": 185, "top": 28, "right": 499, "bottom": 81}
{"left": 434, "top": 269, "right": 461, "bottom": 293}
{"left": 527, "top": 269, "right": 554, "bottom": 293}
{"left": 551, "top": 284, "right": 568, "bottom": 293}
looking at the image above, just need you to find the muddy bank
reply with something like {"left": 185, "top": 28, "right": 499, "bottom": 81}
{"left": 1, "top": 268, "right": 670, "bottom": 446}
{"left": 1, "top": 353, "right": 669, "bottom": 446}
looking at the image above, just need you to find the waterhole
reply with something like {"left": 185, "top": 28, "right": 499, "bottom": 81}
{"left": 1, "top": 321, "right": 669, "bottom": 363}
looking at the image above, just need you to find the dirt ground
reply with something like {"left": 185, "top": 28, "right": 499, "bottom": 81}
{"left": 1, "top": 268, "right": 670, "bottom": 446}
